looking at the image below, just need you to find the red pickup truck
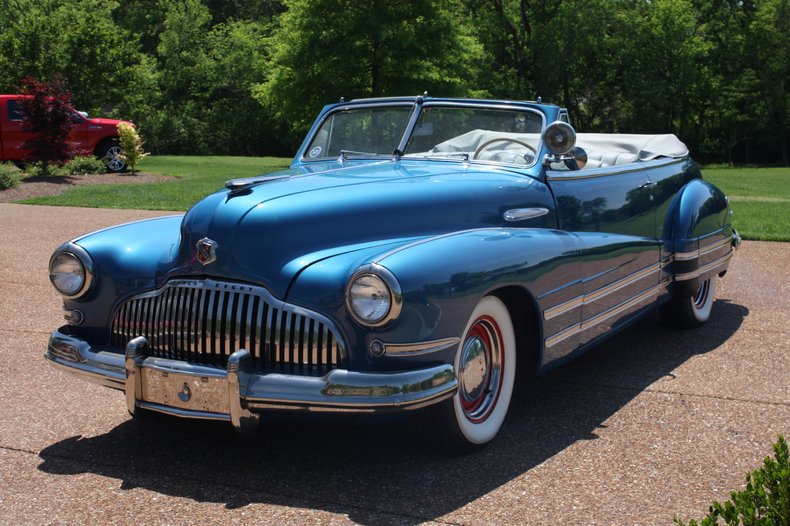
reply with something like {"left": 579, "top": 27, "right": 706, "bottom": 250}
{"left": 0, "top": 94, "right": 131, "bottom": 172}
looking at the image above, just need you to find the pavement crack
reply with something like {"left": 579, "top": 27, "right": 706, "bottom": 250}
{"left": 0, "top": 328, "right": 52, "bottom": 336}
{"left": 0, "top": 444, "right": 40, "bottom": 455}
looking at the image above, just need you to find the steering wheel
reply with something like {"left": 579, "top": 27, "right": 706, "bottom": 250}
{"left": 473, "top": 137, "right": 537, "bottom": 161}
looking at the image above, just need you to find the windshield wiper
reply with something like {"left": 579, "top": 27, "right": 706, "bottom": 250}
{"left": 409, "top": 151, "right": 470, "bottom": 162}
{"left": 338, "top": 149, "right": 389, "bottom": 161}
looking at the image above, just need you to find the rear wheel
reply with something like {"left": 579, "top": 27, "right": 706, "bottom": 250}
{"left": 415, "top": 295, "right": 516, "bottom": 452}
{"left": 660, "top": 277, "right": 717, "bottom": 328}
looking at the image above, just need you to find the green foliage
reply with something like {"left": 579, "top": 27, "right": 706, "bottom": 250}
{"left": 64, "top": 155, "right": 106, "bottom": 175}
{"left": 256, "top": 0, "right": 485, "bottom": 136}
{"left": 674, "top": 435, "right": 790, "bottom": 526}
{"left": 0, "top": 0, "right": 787, "bottom": 163}
{"left": 117, "top": 122, "right": 148, "bottom": 174}
{"left": 0, "top": 0, "right": 148, "bottom": 113}
{"left": 0, "top": 163, "right": 21, "bottom": 189}
{"left": 25, "top": 162, "right": 69, "bottom": 177}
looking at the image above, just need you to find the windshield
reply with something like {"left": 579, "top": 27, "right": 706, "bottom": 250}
{"left": 404, "top": 106, "right": 542, "bottom": 165}
{"left": 304, "top": 103, "right": 544, "bottom": 166}
{"left": 305, "top": 106, "right": 413, "bottom": 159}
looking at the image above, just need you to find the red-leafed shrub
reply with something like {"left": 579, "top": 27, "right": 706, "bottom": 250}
{"left": 17, "top": 76, "right": 76, "bottom": 176}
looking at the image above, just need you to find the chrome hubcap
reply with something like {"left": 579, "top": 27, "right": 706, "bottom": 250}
{"left": 459, "top": 315, "right": 503, "bottom": 423}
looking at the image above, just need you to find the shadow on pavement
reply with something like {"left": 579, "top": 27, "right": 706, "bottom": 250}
{"left": 38, "top": 301, "right": 748, "bottom": 524}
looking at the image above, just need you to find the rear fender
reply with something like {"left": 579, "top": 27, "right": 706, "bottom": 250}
{"left": 667, "top": 179, "right": 735, "bottom": 296}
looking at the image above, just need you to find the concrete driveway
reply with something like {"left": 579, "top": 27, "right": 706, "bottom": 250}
{"left": 1, "top": 202, "right": 788, "bottom": 525}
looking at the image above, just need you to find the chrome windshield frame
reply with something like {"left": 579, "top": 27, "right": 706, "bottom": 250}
{"left": 299, "top": 99, "right": 547, "bottom": 169}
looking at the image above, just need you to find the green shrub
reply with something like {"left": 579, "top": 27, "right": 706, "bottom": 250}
{"left": 26, "top": 162, "right": 68, "bottom": 177}
{"left": 675, "top": 435, "right": 790, "bottom": 526}
{"left": 65, "top": 155, "right": 106, "bottom": 175}
{"left": 117, "top": 122, "right": 148, "bottom": 174}
{"left": 0, "top": 163, "right": 21, "bottom": 190}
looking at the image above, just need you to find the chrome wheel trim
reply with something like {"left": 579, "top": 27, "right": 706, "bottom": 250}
{"left": 690, "top": 277, "right": 716, "bottom": 323}
{"left": 692, "top": 279, "right": 710, "bottom": 309}
{"left": 459, "top": 315, "right": 503, "bottom": 423}
{"left": 105, "top": 145, "right": 125, "bottom": 172}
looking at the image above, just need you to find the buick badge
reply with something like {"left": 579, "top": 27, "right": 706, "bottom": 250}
{"left": 196, "top": 237, "right": 218, "bottom": 265}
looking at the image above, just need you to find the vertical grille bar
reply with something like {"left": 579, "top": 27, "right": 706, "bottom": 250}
{"left": 195, "top": 289, "right": 208, "bottom": 356}
{"left": 160, "top": 287, "right": 171, "bottom": 357}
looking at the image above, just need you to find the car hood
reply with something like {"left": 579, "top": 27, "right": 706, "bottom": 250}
{"left": 87, "top": 117, "right": 126, "bottom": 126}
{"left": 175, "top": 160, "right": 553, "bottom": 298}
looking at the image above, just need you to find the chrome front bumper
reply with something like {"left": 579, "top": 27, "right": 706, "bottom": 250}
{"left": 46, "top": 328, "right": 458, "bottom": 431}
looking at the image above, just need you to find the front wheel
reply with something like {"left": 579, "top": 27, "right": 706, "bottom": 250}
{"left": 660, "top": 277, "right": 717, "bottom": 329}
{"left": 415, "top": 295, "right": 516, "bottom": 452}
{"left": 97, "top": 142, "right": 126, "bottom": 173}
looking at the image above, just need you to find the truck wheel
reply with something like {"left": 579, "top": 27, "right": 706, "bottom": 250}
{"left": 660, "top": 277, "right": 717, "bottom": 329}
{"left": 415, "top": 295, "right": 516, "bottom": 453}
{"left": 98, "top": 142, "right": 126, "bottom": 173}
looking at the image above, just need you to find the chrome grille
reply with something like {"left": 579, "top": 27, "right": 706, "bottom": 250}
{"left": 111, "top": 279, "right": 346, "bottom": 375}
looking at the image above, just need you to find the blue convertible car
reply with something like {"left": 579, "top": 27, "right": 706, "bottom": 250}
{"left": 47, "top": 96, "right": 738, "bottom": 450}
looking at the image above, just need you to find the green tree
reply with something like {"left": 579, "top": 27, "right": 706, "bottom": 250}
{"left": 256, "top": 0, "right": 484, "bottom": 136}
{"left": 0, "top": 0, "right": 148, "bottom": 114}
{"left": 130, "top": 1, "right": 284, "bottom": 155}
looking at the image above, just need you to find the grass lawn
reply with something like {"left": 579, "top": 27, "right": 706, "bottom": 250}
{"left": 16, "top": 157, "right": 789, "bottom": 241}
{"left": 702, "top": 166, "right": 790, "bottom": 242}
{"left": 19, "top": 156, "right": 292, "bottom": 211}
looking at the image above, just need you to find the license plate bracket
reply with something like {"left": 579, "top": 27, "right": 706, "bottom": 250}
{"left": 140, "top": 368, "right": 230, "bottom": 415}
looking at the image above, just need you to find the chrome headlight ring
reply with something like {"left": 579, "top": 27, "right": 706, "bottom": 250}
{"left": 49, "top": 243, "right": 94, "bottom": 299}
{"left": 346, "top": 263, "right": 403, "bottom": 327}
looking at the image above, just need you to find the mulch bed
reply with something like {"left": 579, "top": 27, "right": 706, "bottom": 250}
{"left": 0, "top": 172, "right": 176, "bottom": 203}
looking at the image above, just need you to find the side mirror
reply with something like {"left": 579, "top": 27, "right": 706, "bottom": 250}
{"left": 571, "top": 146, "right": 587, "bottom": 169}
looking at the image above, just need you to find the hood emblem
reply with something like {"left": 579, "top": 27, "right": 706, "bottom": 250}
{"left": 196, "top": 237, "right": 218, "bottom": 265}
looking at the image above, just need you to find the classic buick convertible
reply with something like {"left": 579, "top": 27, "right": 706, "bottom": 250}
{"left": 46, "top": 96, "right": 738, "bottom": 450}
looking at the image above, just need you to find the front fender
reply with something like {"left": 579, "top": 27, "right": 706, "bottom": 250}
{"left": 62, "top": 215, "right": 184, "bottom": 339}
{"left": 287, "top": 228, "right": 582, "bottom": 373}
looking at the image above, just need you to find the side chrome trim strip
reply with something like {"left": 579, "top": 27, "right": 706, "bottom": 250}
{"left": 504, "top": 207, "right": 550, "bottom": 222}
{"left": 544, "top": 263, "right": 660, "bottom": 321}
{"left": 383, "top": 337, "right": 461, "bottom": 357}
{"left": 675, "top": 250, "right": 733, "bottom": 281}
{"left": 545, "top": 285, "right": 660, "bottom": 348}
{"left": 675, "top": 236, "right": 732, "bottom": 261}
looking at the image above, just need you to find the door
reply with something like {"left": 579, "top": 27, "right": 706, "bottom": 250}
{"left": 546, "top": 165, "right": 660, "bottom": 350}
{"left": 1, "top": 99, "right": 32, "bottom": 161}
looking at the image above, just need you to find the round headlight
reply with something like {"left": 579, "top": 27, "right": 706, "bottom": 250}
{"left": 349, "top": 274, "right": 391, "bottom": 323}
{"left": 346, "top": 264, "right": 402, "bottom": 327}
{"left": 49, "top": 249, "right": 91, "bottom": 297}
